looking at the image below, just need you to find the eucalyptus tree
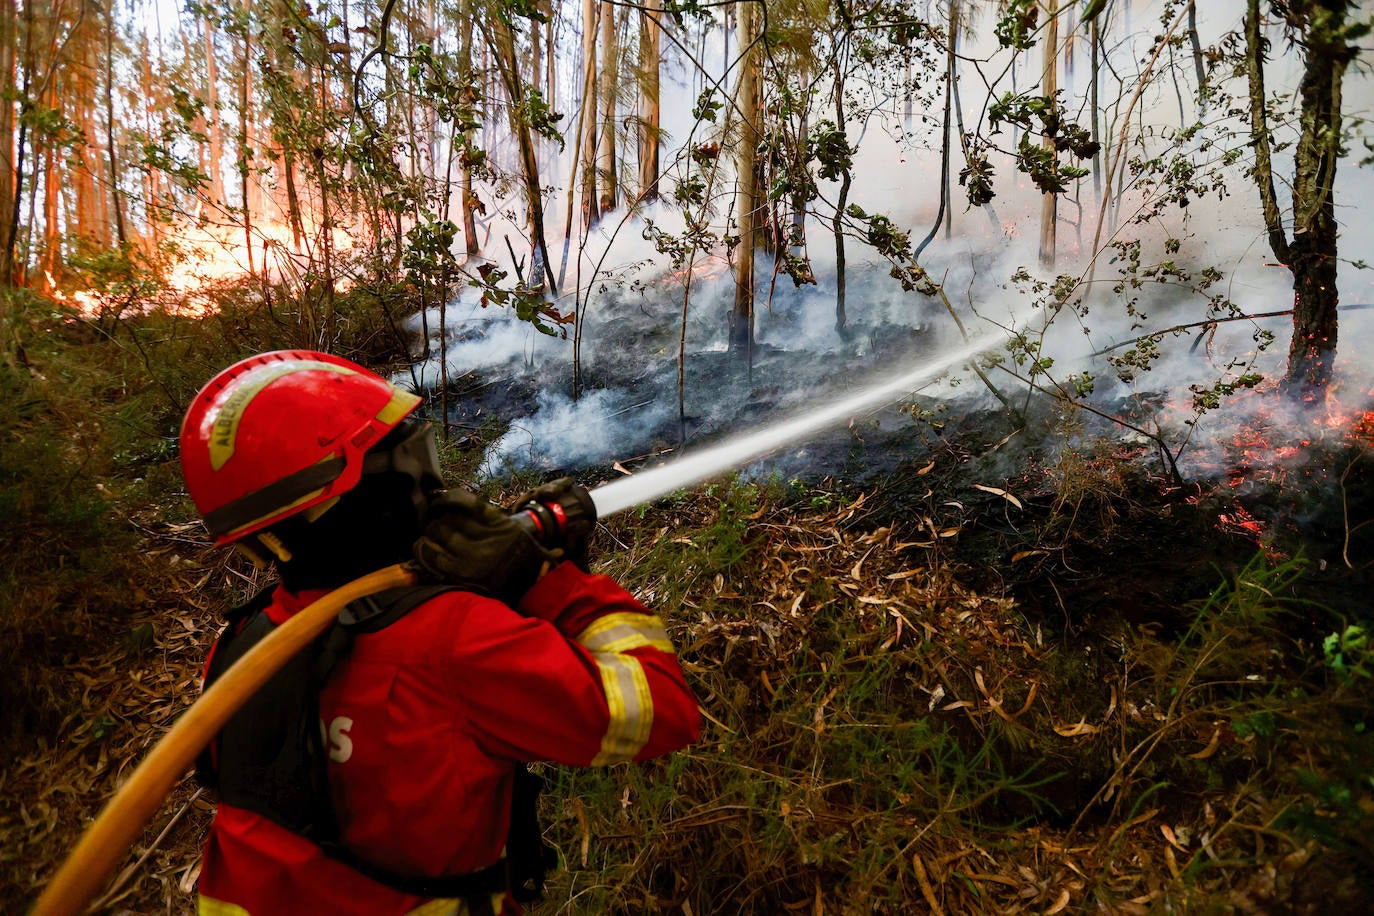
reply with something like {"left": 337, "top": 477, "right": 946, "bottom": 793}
{"left": 596, "top": 0, "right": 618, "bottom": 212}
{"left": 730, "top": 0, "right": 761, "bottom": 352}
{"left": 1243, "top": 0, "right": 1367, "bottom": 391}
{"left": 636, "top": 0, "right": 662, "bottom": 202}
{"left": 579, "top": 0, "right": 600, "bottom": 226}
{"left": 479, "top": 0, "right": 562, "bottom": 293}
{"left": 0, "top": 0, "right": 17, "bottom": 285}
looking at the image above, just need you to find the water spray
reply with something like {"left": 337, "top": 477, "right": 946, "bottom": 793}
{"left": 587, "top": 332, "right": 1006, "bottom": 518}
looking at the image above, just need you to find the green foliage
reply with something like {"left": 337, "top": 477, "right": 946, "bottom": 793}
{"left": 691, "top": 88, "right": 723, "bottom": 124}
{"left": 994, "top": 0, "right": 1040, "bottom": 50}
{"left": 515, "top": 88, "right": 564, "bottom": 150}
{"left": 468, "top": 263, "right": 566, "bottom": 337}
{"left": 959, "top": 143, "right": 996, "bottom": 207}
{"left": 988, "top": 92, "right": 1100, "bottom": 195}
{"left": 1325, "top": 626, "right": 1372, "bottom": 684}
{"left": 808, "top": 120, "right": 852, "bottom": 182}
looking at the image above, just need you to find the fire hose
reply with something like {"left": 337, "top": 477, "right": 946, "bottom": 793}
{"left": 31, "top": 489, "right": 587, "bottom": 916}
{"left": 31, "top": 562, "right": 419, "bottom": 916}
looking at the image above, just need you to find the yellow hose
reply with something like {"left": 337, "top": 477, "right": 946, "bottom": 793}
{"left": 31, "top": 562, "right": 419, "bottom": 916}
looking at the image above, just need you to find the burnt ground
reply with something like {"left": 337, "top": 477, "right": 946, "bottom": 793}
{"left": 430, "top": 308, "right": 1374, "bottom": 640}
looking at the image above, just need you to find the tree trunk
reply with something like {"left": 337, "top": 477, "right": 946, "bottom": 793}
{"left": 489, "top": 16, "right": 557, "bottom": 293}
{"left": 637, "top": 0, "right": 661, "bottom": 202}
{"left": 917, "top": 3, "right": 957, "bottom": 259}
{"left": 204, "top": 12, "right": 225, "bottom": 206}
{"left": 0, "top": 0, "right": 16, "bottom": 285}
{"left": 580, "top": 0, "right": 599, "bottom": 226}
{"left": 1244, "top": 0, "right": 1351, "bottom": 391}
{"left": 832, "top": 54, "right": 850, "bottom": 337}
{"left": 103, "top": 2, "right": 124, "bottom": 246}
{"left": 1038, "top": 0, "right": 1058, "bottom": 267}
{"left": 730, "top": 0, "right": 760, "bottom": 353}
{"left": 1090, "top": 16, "right": 1100, "bottom": 197}
{"left": 1186, "top": 1, "right": 1205, "bottom": 109}
{"left": 39, "top": 119, "right": 59, "bottom": 287}
{"left": 596, "top": 0, "right": 617, "bottom": 213}
{"left": 238, "top": 4, "right": 256, "bottom": 278}
{"left": 1282, "top": 2, "right": 1350, "bottom": 390}
{"left": 459, "top": 1, "right": 478, "bottom": 256}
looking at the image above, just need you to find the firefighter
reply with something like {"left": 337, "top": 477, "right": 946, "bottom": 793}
{"left": 179, "top": 350, "right": 701, "bottom": 916}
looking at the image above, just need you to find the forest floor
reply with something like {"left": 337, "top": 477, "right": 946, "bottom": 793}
{"left": 4, "top": 289, "right": 1374, "bottom": 913}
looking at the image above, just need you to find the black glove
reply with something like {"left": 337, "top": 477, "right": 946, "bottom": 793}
{"left": 511, "top": 477, "right": 597, "bottom": 571}
{"left": 413, "top": 488, "right": 556, "bottom": 606}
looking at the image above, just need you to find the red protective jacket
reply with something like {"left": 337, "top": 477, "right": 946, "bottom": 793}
{"left": 196, "top": 562, "right": 700, "bottom": 916}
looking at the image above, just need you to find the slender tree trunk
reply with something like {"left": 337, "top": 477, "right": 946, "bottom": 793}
{"left": 1186, "top": 0, "right": 1205, "bottom": 110}
{"left": 458, "top": 1, "right": 478, "bottom": 256}
{"left": 72, "top": 23, "right": 109, "bottom": 248}
{"left": 238, "top": 5, "right": 256, "bottom": 278}
{"left": 596, "top": 0, "right": 617, "bottom": 212}
{"left": 39, "top": 120, "right": 59, "bottom": 286}
{"left": 0, "top": 0, "right": 16, "bottom": 285}
{"left": 637, "top": 0, "right": 661, "bottom": 202}
{"left": 1246, "top": 0, "right": 1351, "bottom": 391}
{"left": 1038, "top": 0, "right": 1058, "bottom": 267}
{"left": 103, "top": 2, "right": 125, "bottom": 246}
{"left": 730, "top": 0, "right": 760, "bottom": 353}
{"left": 140, "top": 32, "right": 162, "bottom": 252}
{"left": 918, "top": 5, "right": 956, "bottom": 259}
{"left": 489, "top": 16, "right": 557, "bottom": 294}
{"left": 580, "top": 0, "right": 599, "bottom": 225}
{"left": 1090, "top": 16, "right": 1100, "bottom": 198}
{"left": 204, "top": 12, "right": 225, "bottom": 206}
{"left": 832, "top": 56, "right": 851, "bottom": 337}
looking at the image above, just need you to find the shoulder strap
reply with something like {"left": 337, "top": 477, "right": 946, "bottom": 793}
{"left": 194, "top": 587, "right": 278, "bottom": 791}
{"left": 339, "top": 584, "right": 458, "bottom": 633}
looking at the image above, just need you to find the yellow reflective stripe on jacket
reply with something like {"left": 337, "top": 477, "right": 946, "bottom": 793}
{"left": 407, "top": 894, "right": 502, "bottom": 915}
{"left": 578, "top": 613, "right": 673, "bottom": 765}
{"left": 578, "top": 612, "right": 674, "bottom": 654}
{"left": 198, "top": 897, "right": 250, "bottom": 916}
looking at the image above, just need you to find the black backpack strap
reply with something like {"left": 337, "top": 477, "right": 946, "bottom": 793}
{"left": 195, "top": 587, "right": 279, "bottom": 791}
{"left": 507, "top": 763, "right": 558, "bottom": 903}
{"left": 315, "top": 842, "right": 510, "bottom": 904}
{"left": 339, "top": 584, "right": 458, "bottom": 633}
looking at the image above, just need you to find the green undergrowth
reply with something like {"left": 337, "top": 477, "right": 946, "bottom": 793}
{"left": 529, "top": 479, "right": 1374, "bottom": 913}
{"left": 0, "top": 283, "right": 408, "bottom": 757}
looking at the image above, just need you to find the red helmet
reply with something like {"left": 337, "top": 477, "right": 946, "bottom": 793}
{"left": 180, "top": 350, "right": 422, "bottom": 545}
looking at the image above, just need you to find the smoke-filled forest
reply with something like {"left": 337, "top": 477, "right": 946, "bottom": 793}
{"left": 4, "top": 0, "right": 1374, "bottom": 912}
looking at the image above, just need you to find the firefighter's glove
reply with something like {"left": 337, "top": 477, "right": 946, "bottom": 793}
{"left": 511, "top": 478, "right": 597, "bottom": 571}
{"left": 414, "top": 488, "right": 555, "bottom": 606}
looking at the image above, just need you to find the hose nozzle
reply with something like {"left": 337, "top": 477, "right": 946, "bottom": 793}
{"left": 508, "top": 481, "right": 597, "bottom": 554}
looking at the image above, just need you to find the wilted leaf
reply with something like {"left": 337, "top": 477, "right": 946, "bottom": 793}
{"left": 973, "top": 484, "right": 1024, "bottom": 509}
{"left": 885, "top": 568, "right": 924, "bottom": 580}
{"left": 1187, "top": 728, "right": 1221, "bottom": 759}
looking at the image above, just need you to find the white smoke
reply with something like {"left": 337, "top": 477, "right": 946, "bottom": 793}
{"left": 479, "top": 388, "right": 674, "bottom": 476}
{"left": 392, "top": 0, "right": 1374, "bottom": 485}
